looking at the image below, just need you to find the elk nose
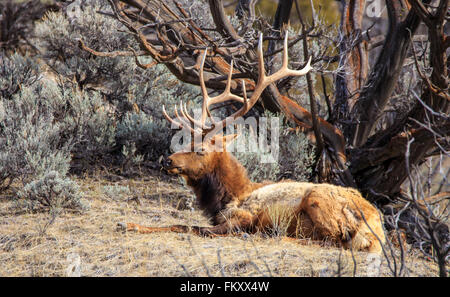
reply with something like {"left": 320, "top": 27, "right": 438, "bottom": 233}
{"left": 163, "top": 158, "right": 172, "bottom": 168}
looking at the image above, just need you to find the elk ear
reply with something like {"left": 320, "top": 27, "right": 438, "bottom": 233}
{"left": 222, "top": 134, "right": 238, "bottom": 148}
{"left": 208, "top": 134, "right": 238, "bottom": 151}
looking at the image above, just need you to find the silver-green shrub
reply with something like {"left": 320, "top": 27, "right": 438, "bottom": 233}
{"left": 279, "top": 130, "right": 315, "bottom": 181}
{"left": 34, "top": 2, "right": 201, "bottom": 163}
{"left": 0, "top": 53, "right": 40, "bottom": 99}
{"left": 233, "top": 112, "right": 315, "bottom": 183}
{"left": 0, "top": 55, "right": 88, "bottom": 213}
{"left": 59, "top": 86, "right": 116, "bottom": 165}
{"left": 233, "top": 127, "right": 281, "bottom": 182}
{"left": 102, "top": 184, "right": 131, "bottom": 201}
{"left": 35, "top": 2, "right": 136, "bottom": 90}
{"left": 17, "top": 171, "right": 88, "bottom": 212}
{"left": 0, "top": 55, "right": 71, "bottom": 189}
{"left": 116, "top": 112, "right": 168, "bottom": 161}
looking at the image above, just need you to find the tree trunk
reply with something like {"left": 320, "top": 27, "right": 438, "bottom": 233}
{"left": 333, "top": 0, "right": 368, "bottom": 140}
{"left": 350, "top": 0, "right": 430, "bottom": 147}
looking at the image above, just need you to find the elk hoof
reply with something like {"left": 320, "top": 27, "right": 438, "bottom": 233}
{"left": 241, "top": 233, "right": 250, "bottom": 240}
{"left": 116, "top": 222, "right": 128, "bottom": 231}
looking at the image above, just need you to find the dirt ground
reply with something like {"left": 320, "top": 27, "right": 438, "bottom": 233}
{"left": 0, "top": 169, "right": 443, "bottom": 276}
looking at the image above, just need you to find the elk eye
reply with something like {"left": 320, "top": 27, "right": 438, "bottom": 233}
{"left": 196, "top": 151, "right": 206, "bottom": 156}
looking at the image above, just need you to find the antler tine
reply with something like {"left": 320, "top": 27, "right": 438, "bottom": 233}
{"left": 256, "top": 33, "right": 266, "bottom": 85}
{"left": 207, "top": 59, "right": 244, "bottom": 106}
{"left": 182, "top": 100, "right": 205, "bottom": 129}
{"left": 199, "top": 50, "right": 211, "bottom": 129}
{"left": 163, "top": 103, "right": 202, "bottom": 135}
{"left": 225, "top": 60, "right": 233, "bottom": 93}
{"left": 162, "top": 105, "right": 183, "bottom": 130}
{"left": 163, "top": 32, "right": 312, "bottom": 137}
{"left": 265, "top": 31, "right": 313, "bottom": 84}
{"left": 206, "top": 105, "right": 216, "bottom": 125}
{"left": 210, "top": 31, "right": 312, "bottom": 121}
{"left": 282, "top": 30, "right": 290, "bottom": 70}
{"left": 241, "top": 79, "right": 248, "bottom": 111}
{"left": 178, "top": 100, "right": 192, "bottom": 126}
{"left": 174, "top": 104, "right": 200, "bottom": 134}
{"left": 198, "top": 51, "right": 243, "bottom": 133}
{"left": 179, "top": 100, "right": 193, "bottom": 126}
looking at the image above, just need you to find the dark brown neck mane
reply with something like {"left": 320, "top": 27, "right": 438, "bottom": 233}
{"left": 185, "top": 152, "right": 262, "bottom": 224}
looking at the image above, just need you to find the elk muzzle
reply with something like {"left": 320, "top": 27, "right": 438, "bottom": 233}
{"left": 162, "top": 156, "right": 182, "bottom": 174}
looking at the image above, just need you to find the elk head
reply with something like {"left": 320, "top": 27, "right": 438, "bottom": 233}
{"left": 163, "top": 134, "right": 238, "bottom": 179}
{"left": 162, "top": 32, "right": 312, "bottom": 181}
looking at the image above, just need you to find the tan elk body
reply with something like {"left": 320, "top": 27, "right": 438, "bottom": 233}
{"left": 118, "top": 33, "right": 386, "bottom": 253}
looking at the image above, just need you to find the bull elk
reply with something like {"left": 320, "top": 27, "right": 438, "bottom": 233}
{"left": 117, "top": 33, "right": 386, "bottom": 253}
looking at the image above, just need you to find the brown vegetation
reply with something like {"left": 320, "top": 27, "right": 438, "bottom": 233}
{"left": 0, "top": 171, "right": 439, "bottom": 276}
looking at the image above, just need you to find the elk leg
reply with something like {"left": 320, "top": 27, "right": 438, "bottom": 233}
{"left": 194, "top": 218, "right": 253, "bottom": 236}
{"left": 117, "top": 222, "right": 188, "bottom": 233}
{"left": 116, "top": 222, "right": 230, "bottom": 237}
{"left": 117, "top": 213, "right": 254, "bottom": 237}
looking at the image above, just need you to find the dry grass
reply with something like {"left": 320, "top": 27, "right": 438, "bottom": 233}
{"left": 0, "top": 170, "right": 443, "bottom": 276}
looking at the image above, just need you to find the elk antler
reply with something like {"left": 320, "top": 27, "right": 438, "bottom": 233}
{"left": 163, "top": 31, "right": 312, "bottom": 137}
